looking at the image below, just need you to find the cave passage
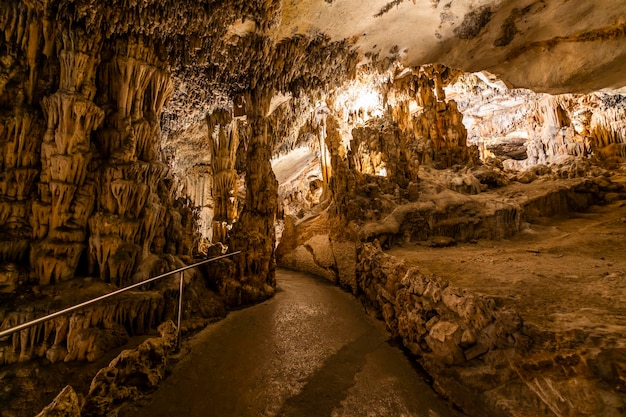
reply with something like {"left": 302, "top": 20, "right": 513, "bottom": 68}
{"left": 124, "top": 269, "right": 464, "bottom": 417}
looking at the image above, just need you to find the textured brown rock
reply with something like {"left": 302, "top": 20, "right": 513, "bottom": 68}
{"left": 207, "top": 109, "right": 241, "bottom": 243}
{"left": 81, "top": 321, "right": 177, "bottom": 416}
{"left": 35, "top": 385, "right": 82, "bottom": 417}
{"left": 0, "top": 1, "right": 219, "bottom": 374}
{"left": 1, "top": 0, "right": 626, "bottom": 416}
{"left": 31, "top": 29, "right": 104, "bottom": 286}
{"left": 87, "top": 38, "right": 179, "bottom": 288}
{"left": 390, "top": 66, "right": 478, "bottom": 170}
{"left": 226, "top": 89, "right": 277, "bottom": 305}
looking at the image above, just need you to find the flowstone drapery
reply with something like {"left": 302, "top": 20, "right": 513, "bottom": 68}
{"left": 88, "top": 39, "right": 178, "bottom": 288}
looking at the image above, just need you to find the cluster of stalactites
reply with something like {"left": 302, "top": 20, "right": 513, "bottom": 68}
{"left": 30, "top": 28, "right": 105, "bottom": 286}
{"left": 590, "top": 103, "right": 626, "bottom": 162}
{"left": 387, "top": 65, "right": 475, "bottom": 169}
{"left": 207, "top": 108, "right": 241, "bottom": 243}
{"left": 0, "top": 1, "right": 56, "bottom": 291}
{"left": 88, "top": 39, "right": 182, "bottom": 288}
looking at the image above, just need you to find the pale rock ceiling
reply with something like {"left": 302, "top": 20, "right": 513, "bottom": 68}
{"left": 276, "top": 0, "right": 626, "bottom": 93}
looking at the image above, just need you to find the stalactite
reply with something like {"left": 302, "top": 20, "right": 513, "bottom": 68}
{"left": 207, "top": 108, "right": 240, "bottom": 243}
{"left": 30, "top": 29, "right": 104, "bottom": 286}
{"left": 89, "top": 37, "right": 186, "bottom": 287}
{"left": 0, "top": 94, "right": 44, "bottom": 272}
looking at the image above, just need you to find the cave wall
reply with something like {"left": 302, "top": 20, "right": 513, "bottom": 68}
{"left": 0, "top": 2, "right": 204, "bottom": 282}
{"left": 447, "top": 72, "right": 626, "bottom": 169}
{"left": 0, "top": 2, "right": 208, "bottom": 366}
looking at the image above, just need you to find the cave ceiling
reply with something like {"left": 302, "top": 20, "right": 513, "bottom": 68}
{"left": 4, "top": 0, "right": 626, "bottom": 162}
{"left": 35, "top": 0, "right": 626, "bottom": 128}
{"left": 277, "top": 0, "right": 626, "bottom": 94}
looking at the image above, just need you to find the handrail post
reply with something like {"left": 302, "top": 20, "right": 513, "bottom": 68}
{"left": 176, "top": 271, "right": 184, "bottom": 351}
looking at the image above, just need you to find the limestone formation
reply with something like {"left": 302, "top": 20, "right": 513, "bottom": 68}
{"left": 88, "top": 38, "right": 179, "bottom": 288}
{"left": 31, "top": 29, "right": 104, "bottom": 286}
{"left": 389, "top": 66, "right": 478, "bottom": 170}
{"left": 31, "top": 321, "right": 177, "bottom": 417}
{"left": 35, "top": 385, "right": 82, "bottom": 417}
{"left": 226, "top": 89, "right": 278, "bottom": 305}
{"left": 447, "top": 73, "right": 626, "bottom": 170}
{"left": 207, "top": 109, "right": 241, "bottom": 244}
{"left": 1, "top": 0, "right": 626, "bottom": 416}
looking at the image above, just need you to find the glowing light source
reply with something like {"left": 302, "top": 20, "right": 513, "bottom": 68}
{"left": 378, "top": 167, "right": 387, "bottom": 177}
{"left": 354, "top": 89, "right": 381, "bottom": 113}
{"left": 333, "top": 75, "right": 385, "bottom": 124}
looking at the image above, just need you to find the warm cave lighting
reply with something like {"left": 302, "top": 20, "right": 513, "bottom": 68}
{"left": 335, "top": 80, "right": 384, "bottom": 123}
{"left": 353, "top": 89, "right": 383, "bottom": 118}
{"left": 378, "top": 167, "right": 388, "bottom": 177}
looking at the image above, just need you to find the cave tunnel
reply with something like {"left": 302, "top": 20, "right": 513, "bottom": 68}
{"left": 1, "top": 1, "right": 626, "bottom": 416}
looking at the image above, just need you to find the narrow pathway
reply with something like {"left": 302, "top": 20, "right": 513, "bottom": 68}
{"left": 127, "top": 269, "right": 465, "bottom": 417}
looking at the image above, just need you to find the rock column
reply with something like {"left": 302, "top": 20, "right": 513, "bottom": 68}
{"left": 30, "top": 31, "right": 104, "bottom": 285}
{"left": 88, "top": 39, "right": 175, "bottom": 287}
{"left": 228, "top": 89, "right": 277, "bottom": 304}
{"left": 207, "top": 109, "right": 240, "bottom": 244}
{"left": 392, "top": 67, "right": 475, "bottom": 169}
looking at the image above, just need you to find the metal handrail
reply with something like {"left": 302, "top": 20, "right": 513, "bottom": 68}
{"left": 0, "top": 251, "right": 241, "bottom": 348}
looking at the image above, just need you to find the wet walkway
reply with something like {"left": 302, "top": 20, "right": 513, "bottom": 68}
{"left": 127, "top": 269, "right": 464, "bottom": 417}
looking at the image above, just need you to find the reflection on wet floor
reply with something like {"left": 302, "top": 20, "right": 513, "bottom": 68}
{"left": 126, "top": 269, "right": 465, "bottom": 417}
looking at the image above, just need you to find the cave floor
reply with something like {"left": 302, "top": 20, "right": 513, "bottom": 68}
{"left": 388, "top": 199, "right": 626, "bottom": 342}
{"left": 122, "top": 269, "right": 465, "bottom": 417}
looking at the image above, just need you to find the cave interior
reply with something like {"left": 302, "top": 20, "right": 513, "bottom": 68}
{"left": 1, "top": 0, "right": 626, "bottom": 416}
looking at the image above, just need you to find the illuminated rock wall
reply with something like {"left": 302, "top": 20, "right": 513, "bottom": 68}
{"left": 0, "top": 4, "right": 204, "bottom": 367}
{"left": 447, "top": 72, "right": 626, "bottom": 169}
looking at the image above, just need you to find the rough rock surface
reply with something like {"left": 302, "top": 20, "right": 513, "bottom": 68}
{"left": 32, "top": 321, "right": 177, "bottom": 417}
{"left": 276, "top": 0, "right": 626, "bottom": 93}
{"left": 35, "top": 385, "right": 82, "bottom": 417}
{"left": 1, "top": 0, "right": 626, "bottom": 416}
{"left": 446, "top": 73, "right": 626, "bottom": 169}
